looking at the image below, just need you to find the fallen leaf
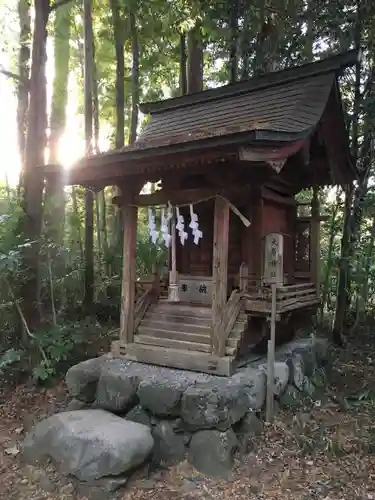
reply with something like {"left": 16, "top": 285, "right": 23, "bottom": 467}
{"left": 5, "top": 445, "right": 20, "bottom": 456}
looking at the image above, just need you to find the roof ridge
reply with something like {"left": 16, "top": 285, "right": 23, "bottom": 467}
{"left": 140, "top": 49, "right": 361, "bottom": 116}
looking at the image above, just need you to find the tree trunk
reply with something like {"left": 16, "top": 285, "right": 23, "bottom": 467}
{"left": 21, "top": 0, "right": 50, "bottom": 331}
{"left": 332, "top": 4, "right": 362, "bottom": 343}
{"left": 83, "top": 0, "right": 95, "bottom": 310}
{"left": 332, "top": 185, "right": 353, "bottom": 345}
{"left": 319, "top": 191, "right": 340, "bottom": 324}
{"left": 179, "top": 33, "right": 187, "bottom": 95}
{"left": 240, "top": 1, "right": 250, "bottom": 80}
{"left": 360, "top": 215, "right": 375, "bottom": 316}
{"left": 187, "top": 22, "right": 203, "bottom": 93}
{"left": 229, "top": 0, "right": 239, "bottom": 83}
{"left": 128, "top": 8, "right": 139, "bottom": 144}
{"left": 46, "top": 0, "right": 72, "bottom": 243}
{"left": 17, "top": 0, "right": 31, "bottom": 173}
{"left": 110, "top": 0, "right": 125, "bottom": 149}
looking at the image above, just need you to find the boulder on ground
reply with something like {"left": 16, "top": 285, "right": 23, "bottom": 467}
{"left": 22, "top": 409, "right": 154, "bottom": 482}
{"left": 95, "top": 363, "right": 140, "bottom": 412}
{"left": 234, "top": 410, "right": 264, "bottom": 453}
{"left": 181, "top": 380, "right": 248, "bottom": 431}
{"left": 151, "top": 420, "right": 186, "bottom": 465}
{"left": 188, "top": 429, "right": 238, "bottom": 478}
{"left": 66, "top": 357, "right": 105, "bottom": 403}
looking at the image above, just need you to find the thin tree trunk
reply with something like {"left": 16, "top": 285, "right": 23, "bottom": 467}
{"left": 128, "top": 8, "right": 139, "bottom": 144}
{"left": 46, "top": 0, "right": 72, "bottom": 243}
{"left": 229, "top": 0, "right": 239, "bottom": 83}
{"left": 240, "top": 1, "right": 250, "bottom": 79}
{"left": 187, "top": 22, "right": 203, "bottom": 94}
{"left": 71, "top": 186, "right": 84, "bottom": 262}
{"left": 83, "top": 0, "right": 95, "bottom": 310}
{"left": 361, "top": 215, "right": 375, "bottom": 314}
{"left": 332, "top": 185, "right": 353, "bottom": 345}
{"left": 179, "top": 33, "right": 187, "bottom": 95}
{"left": 110, "top": 0, "right": 125, "bottom": 149}
{"left": 17, "top": 0, "right": 31, "bottom": 173}
{"left": 319, "top": 191, "right": 339, "bottom": 324}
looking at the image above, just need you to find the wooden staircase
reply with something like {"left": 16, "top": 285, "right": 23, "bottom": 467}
{"left": 133, "top": 300, "right": 248, "bottom": 357}
{"left": 114, "top": 299, "right": 249, "bottom": 376}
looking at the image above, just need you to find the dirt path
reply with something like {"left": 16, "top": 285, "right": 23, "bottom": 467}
{"left": 1, "top": 335, "right": 375, "bottom": 500}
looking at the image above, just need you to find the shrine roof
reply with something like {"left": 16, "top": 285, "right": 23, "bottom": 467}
{"left": 43, "top": 49, "right": 360, "bottom": 186}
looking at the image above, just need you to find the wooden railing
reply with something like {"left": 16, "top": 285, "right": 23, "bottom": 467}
{"left": 134, "top": 269, "right": 161, "bottom": 329}
{"left": 243, "top": 282, "right": 319, "bottom": 315}
{"left": 134, "top": 288, "right": 156, "bottom": 329}
{"left": 213, "top": 289, "right": 243, "bottom": 357}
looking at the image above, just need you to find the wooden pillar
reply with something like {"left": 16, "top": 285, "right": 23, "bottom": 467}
{"left": 310, "top": 186, "right": 320, "bottom": 287}
{"left": 120, "top": 196, "right": 138, "bottom": 347}
{"left": 211, "top": 196, "right": 230, "bottom": 355}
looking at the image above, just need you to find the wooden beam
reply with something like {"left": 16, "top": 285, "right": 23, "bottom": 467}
{"left": 261, "top": 186, "right": 296, "bottom": 206}
{"left": 124, "top": 343, "right": 234, "bottom": 376}
{"left": 113, "top": 184, "right": 252, "bottom": 207}
{"left": 211, "top": 196, "right": 230, "bottom": 355}
{"left": 120, "top": 192, "right": 138, "bottom": 346}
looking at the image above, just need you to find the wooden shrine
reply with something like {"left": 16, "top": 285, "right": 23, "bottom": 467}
{"left": 43, "top": 50, "right": 360, "bottom": 376}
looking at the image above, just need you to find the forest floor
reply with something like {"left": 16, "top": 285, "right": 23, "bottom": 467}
{"left": 1, "top": 330, "right": 375, "bottom": 500}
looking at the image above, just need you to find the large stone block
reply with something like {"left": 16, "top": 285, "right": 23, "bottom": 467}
{"left": 137, "top": 378, "right": 190, "bottom": 417}
{"left": 188, "top": 429, "right": 238, "bottom": 478}
{"left": 232, "top": 367, "right": 267, "bottom": 410}
{"left": 258, "top": 362, "right": 289, "bottom": 397}
{"left": 65, "top": 357, "right": 105, "bottom": 403}
{"left": 151, "top": 420, "right": 186, "bottom": 466}
{"left": 181, "top": 380, "right": 248, "bottom": 431}
{"left": 22, "top": 409, "right": 154, "bottom": 482}
{"left": 95, "top": 363, "right": 140, "bottom": 412}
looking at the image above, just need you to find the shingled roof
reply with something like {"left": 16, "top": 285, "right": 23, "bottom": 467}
{"left": 43, "top": 49, "right": 360, "bottom": 185}
{"left": 130, "top": 49, "right": 360, "bottom": 152}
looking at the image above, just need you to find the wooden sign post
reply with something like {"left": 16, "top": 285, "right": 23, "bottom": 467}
{"left": 266, "top": 282, "right": 277, "bottom": 422}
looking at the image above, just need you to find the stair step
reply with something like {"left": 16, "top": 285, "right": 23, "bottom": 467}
{"left": 135, "top": 334, "right": 211, "bottom": 353}
{"left": 136, "top": 326, "right": 210, "bottom": 344}
{"left": 144, "top": 313, "right": 212, "bottom": 328}
{"left": 154, "top": 302, "right": 211, "bottom": 317}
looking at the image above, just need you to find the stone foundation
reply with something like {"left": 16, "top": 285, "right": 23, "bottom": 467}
{"left": 23, "top": 337, "right": 330, "bottom": 495}
{"left": 66, "top": 337, "right": 328, "bottom": 471}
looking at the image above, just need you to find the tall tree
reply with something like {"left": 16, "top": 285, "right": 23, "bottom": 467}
{"left": 110, "top": 0, "right": 125, "bottom": 150}
{"left": 229, "top": 0, "right": 239, "bottom": 83}
{"left": 21, "top": 0, "right": 50, "bottom": 329}
{"left": 187, "top": 21, "right": 203, "bottom": 93}
{"left": 17, "top": 0, "right": 31, "bottom": 171}
{"left": 46, "top": 0, "right": 72, "bottom": 242}
{"left": 128, "top": 4, "right": 139, "bottom": 145}
{"left": 83, "top": 0, "right": 95, "bottom": 310}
